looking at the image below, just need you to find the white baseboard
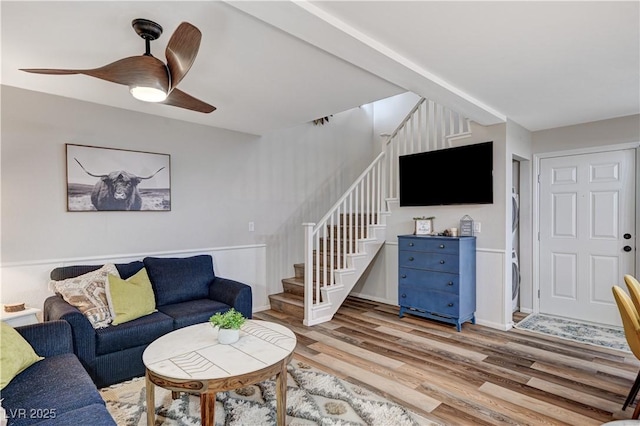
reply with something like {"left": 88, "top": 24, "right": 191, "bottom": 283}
{"left": 475, "top": 318, "right": 512, "bottom": 331}
{"left": 519, "top": 307, "right": 533, "bottom": 314}
{"left": 253, "top": 304, "right": 271, "bottom": 313}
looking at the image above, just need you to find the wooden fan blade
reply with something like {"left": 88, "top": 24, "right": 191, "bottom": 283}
{"left": 21, "top": 56, "right": 170, "bottom": 93}
{"left": 162, "top": 88, "right": 215, "bottom": 113}
{"left": 20, "top": 69, "right": 81, "bottom": 75}
{"left": 165, "top": 22, "right": 201, "bottom": 92}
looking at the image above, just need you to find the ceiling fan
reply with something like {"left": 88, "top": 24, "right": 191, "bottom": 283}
{"left": 20, "top": 19, "right": 216, "bottom": 114}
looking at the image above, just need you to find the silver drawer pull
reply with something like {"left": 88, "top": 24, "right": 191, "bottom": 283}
{"left": 439, "top": 260, "right": 445, "bottom": 264}
{"left": 401, "top": 274, "right": 407, "bottom": 278}
{"left": 439, "top": 244, "right": 445, "bottom": 249}
{"left": 409, "top": 257, "right": 414, "bottom": 261}
{"left": 447, "top": 281, "right": 454, "bottom": 286}
{"left": 447, "top": 303, "right": 454, "bottom": 307}
{"left": 409, "top": 242, "right": 414, "bottom": 246}
{"left": 401, "top": 294, "right": 407, "bottom": 298}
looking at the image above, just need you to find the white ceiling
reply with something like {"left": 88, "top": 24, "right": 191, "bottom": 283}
{"left": 2, "top": 1, "right": 638, "bottom": 135}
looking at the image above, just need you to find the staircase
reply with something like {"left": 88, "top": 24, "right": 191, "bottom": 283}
{"left": 269, "top": 97, "right": 472, "bottom": 325}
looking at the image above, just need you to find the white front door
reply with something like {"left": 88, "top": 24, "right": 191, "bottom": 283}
{"left": 539, "top": 149, "right": 636, "bottom": 326}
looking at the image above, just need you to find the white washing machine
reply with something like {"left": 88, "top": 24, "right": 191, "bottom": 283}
{"left": 512, "top": 187, "right": 520, "bottom": 312}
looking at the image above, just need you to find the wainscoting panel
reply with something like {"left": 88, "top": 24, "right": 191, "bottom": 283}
{"left": 0, "top": 245, "right": 268, "bottom": 317}
{"left": 475, "top": 248, "right": 508, "bottom": 330}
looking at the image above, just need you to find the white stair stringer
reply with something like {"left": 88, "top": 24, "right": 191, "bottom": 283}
{"left": 304, "top": 219, "right": 387, "bottom": 326}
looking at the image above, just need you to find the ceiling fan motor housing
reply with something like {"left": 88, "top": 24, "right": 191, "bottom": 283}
{"left": 132, "top": 19, "right": 163, "bottom": 40}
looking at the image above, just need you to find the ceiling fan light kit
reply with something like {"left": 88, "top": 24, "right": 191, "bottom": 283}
{"left": 20, "top": 19, "right": 215, "bottom": 113}
{"left": 130, "top": 86, "right": 167, "bottom": 102}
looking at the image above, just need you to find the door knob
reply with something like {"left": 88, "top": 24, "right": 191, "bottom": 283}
{"left": 624, "top": 233, "right": 632, "bottom": 240}
{"left": 624, "top": 246, "right": 632, "bottom": 252}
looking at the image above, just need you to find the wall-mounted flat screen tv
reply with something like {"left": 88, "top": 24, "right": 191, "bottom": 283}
{"left": 399, "top": 141, "right": 493, "bottom": 206}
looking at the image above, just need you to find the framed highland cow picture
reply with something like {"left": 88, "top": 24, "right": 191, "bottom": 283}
{"left": 66, "top": 144, "right": 171, "bottom": 212}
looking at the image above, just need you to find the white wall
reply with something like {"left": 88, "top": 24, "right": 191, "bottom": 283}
{"left": 354, "top": 113, "right": 639, "bottom": 330}
{"left": 1, "top": 86, "right": 377, "bottom": 311}
{"left": 532, "top": 114, "right": 640, "bottom": 153}
{"left": 352, "top": 113, "right": 515, "bottom": 329}
{"left": 372, "top": 92, "right": 421, "bottom": 149}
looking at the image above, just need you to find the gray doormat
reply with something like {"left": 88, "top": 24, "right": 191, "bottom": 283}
{"left": 515, "top": 313, "right": 629, "bottom": 352}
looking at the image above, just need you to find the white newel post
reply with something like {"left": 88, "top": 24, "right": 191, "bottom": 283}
{"left": 303, "top": 222, "right": 315, "bottom": 326}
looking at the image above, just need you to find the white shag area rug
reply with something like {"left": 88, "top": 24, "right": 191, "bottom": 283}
{"left": 515, "top": 313, "right": 629, "bottom": 352}
{"left": 100, "top": 361, "right": 430, "bottom": 426}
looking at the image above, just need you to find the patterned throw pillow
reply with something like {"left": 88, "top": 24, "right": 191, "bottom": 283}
{"left": 52, "top": 263, "right": 119, "bottom": 329}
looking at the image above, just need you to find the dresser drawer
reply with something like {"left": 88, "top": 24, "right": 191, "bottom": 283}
{"left": 399, "top": 251, "right": 459, "bottom": 273}
{"left": 399, "top": 268, "right": 459, "bottom": 293}
{"left": 398, "top": 288, "right": 460, "bottom": 317}
{"left": 398, "top": 237, "right": 459, "bottom": 254}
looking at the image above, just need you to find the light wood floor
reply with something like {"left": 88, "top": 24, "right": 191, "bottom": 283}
{"left": 254, "top": 297, "right": 638, "bottom": 425}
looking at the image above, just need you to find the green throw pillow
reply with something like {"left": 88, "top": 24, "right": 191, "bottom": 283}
{"left": 106, "top": 268, "right": 157, "bottom": 325}
{"left": 0, "top": 322, "right": 43, "bottom": 390}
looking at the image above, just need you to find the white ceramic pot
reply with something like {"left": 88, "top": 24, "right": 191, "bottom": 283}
{"left": 217, "top": 327, "right": 240, "bottom": 344}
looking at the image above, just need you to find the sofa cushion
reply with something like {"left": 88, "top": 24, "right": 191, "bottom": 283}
{"left": 106, "top": 268, "right": 156, "bottom": 325}
{"left": 0, "top": 322, "right": 43, "bottom": 390}
{"left": 95, "top": 311, "right": 173, "bottom": 355}
{"left": 144, "top": 255, "right": 215, "bottom": 306}
{"left": 114, "top": 261, "right": 145, "bottom": 279}
{"left": 1, "top": 354, "right": 105, "bottom": 426}
{"left": 158, "top": 299, "right": 231, "bottom": 329}
{"left": 51, "top": 263, "right": 118, "bottom": 329}
{"left": 50, "top": 261, "right": 144, "bottom": 281}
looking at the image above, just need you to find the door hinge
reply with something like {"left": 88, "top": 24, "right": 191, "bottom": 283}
{"left": 537, "top": 174, "right": 541, "bottom": 183}
{"left": 538, "top": 232, "right": 540, "bottom": 241}
{"left": 538, "top": 289, "right": 540, "bottom": 299}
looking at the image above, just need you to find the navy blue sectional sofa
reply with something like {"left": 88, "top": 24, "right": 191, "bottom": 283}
{"left": 44, "top": 254, "right": 252, "bottom": 388}
{"left": 2, "top": 321, "right": 115, "bottom": 426}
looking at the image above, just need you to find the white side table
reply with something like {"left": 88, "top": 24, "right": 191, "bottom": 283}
{"left": 0, "top": 307, "right": 42, "bottom": 327}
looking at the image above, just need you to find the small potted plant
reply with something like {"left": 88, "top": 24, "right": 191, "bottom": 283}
{"left": 209, "top": 308, "right": 246, "bottom": 344}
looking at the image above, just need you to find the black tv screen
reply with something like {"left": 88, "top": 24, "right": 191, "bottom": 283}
{"left": 399, "top": 141, "right": 493, "bottom": 206}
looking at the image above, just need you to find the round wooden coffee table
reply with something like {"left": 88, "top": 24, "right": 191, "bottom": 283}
{"left": 142, "top": 320, "right": 296, "bottom": 426}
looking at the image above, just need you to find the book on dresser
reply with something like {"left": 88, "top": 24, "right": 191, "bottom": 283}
{"left": 397, "top": 234, "right": 476, "bottom": 331}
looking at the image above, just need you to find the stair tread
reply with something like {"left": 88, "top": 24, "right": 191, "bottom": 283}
{"left": 269, "top": 292, "right": 304, "bottom": 306}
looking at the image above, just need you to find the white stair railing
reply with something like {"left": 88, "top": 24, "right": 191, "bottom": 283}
{"left": 384, "top": 98, "right": 470, "bottom": 200}
{"left": 303, "top": 97, "right": 471, "bottom": 325}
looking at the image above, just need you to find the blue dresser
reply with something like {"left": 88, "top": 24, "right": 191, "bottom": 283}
{"left": 398, "top": 235, "right": 476, "bottom": 331}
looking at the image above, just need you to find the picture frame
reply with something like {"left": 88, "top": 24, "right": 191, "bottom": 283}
{"left": 414, "top": 219, "right": 433, "bottom": 235}
{"left": 66, "top": 144, "right": 171, "bottom": 212}
{"left": 460, "top": 215, "right": 474, "bottom": 236}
